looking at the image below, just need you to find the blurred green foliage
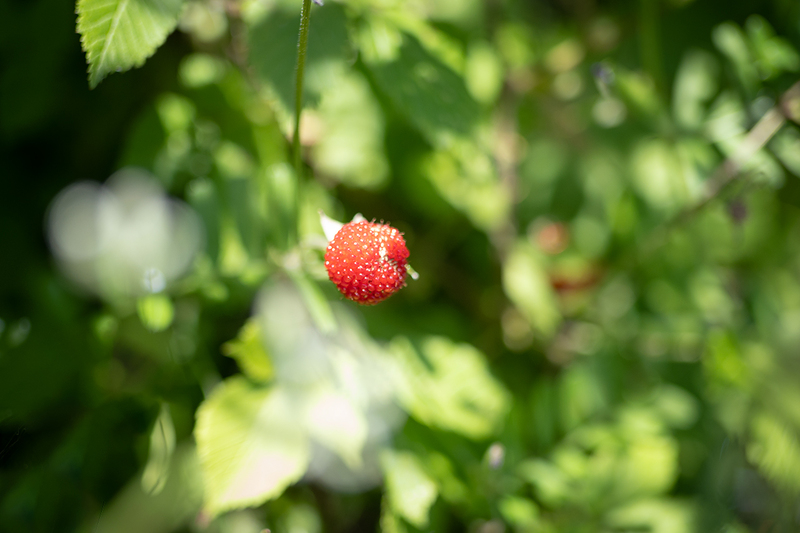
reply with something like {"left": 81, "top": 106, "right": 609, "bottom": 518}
{"left": 4, "top": 0, "right": 800, "bottom": 531}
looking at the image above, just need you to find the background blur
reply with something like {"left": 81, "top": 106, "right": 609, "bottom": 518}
{"left": 3, "top": 0, "right": 800, "bottom": 531}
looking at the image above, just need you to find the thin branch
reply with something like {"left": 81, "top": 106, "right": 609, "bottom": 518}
{"left": 640, "top": 80, "right": 800, "bottom": 257}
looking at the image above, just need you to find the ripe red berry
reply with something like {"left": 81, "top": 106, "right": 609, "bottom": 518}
{"left": 324, "top": 220, "right": 409, "bottom": 305}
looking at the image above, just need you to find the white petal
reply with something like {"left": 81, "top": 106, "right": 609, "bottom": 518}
{"left": 319, "top": 210, "right": 345, "bottom": 242}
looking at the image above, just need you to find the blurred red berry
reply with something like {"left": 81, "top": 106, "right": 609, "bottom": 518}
{"left": 536, "top": 222, "right": 569, "bottom": 255}
{"left": 324, "top": 220, "right": 409, "bottom": 305}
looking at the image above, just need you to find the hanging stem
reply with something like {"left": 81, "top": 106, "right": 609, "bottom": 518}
{"left": 293, "top": 0, "right": 313, "bottom": 176}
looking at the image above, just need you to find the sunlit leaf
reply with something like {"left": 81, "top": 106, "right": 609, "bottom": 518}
{"left": 651, "top": 385, "right": 700, "bottom": 430}
{"left": 673, "top": 50, "right": 718, "bottom": 130}
{"left": 380, "top": 499, "right": 409, "bottom": 533}
{"left": 629, "top": 139, "right": 689, "bottom": 213}
{"left": 502, "top": 241, "right": 561, "bottom": 339}
{"left": 706, "top": 92, "right": 784, "bottom": 187}
{"left": 310, "top": 68, "right": 390, "bottom": 189}
{"left": 747, "top": 411, "right": 800, "bottom": 493}
{"left": 421, "top": 139, "right": 510, "bottom": 231}
{"left": 614, "top": 67, "right": 665, "bottom": 120}
{"left": 712, "top": 22, "right": 758, "bottom": 95}
{"left": 92, "top": 444, "right": 203, "bottom": 533}
{"left": 606, "top": 498, "right": 696, "bottom": 533}
{"left": 136, "top": 294, "right": 174, "bottom": 332}
{"left": 222, "top": 319, "right": 274, "bottom": 383}
{"left": 745, "top": 15, "right": 800, "bottom": 79}
{"left": 179, "top": 53, "right": 227, "bottom": 88}
{"left": 247, "top": 4, "right": 349, "bottom": 115}
{"left": 195, "top": 378, "right": 309, "bottom": 516}
{"left": 518, "top": 459, "right": 570, "bottom": 506}
{"left": 366, "top": 34, "right": 480, "bottom": 143}
{"left": 77, "top": 0, "right": 185, "bottom": 88}
{"left": 770, "top": 127, "right": 800, "bottom": 177}
{"left": 303, "top": 386, "right": 367, "bottom": 469}
{"left": 290, "top": 273, "right": 337, "bottom": 335}
{"left": 425, "top": 452, "right": 469, "bottom": 504}
{"left": 704, "top": 330, "right": 749, "bottom": 390}
{"left": 141, "top": 404, "right": 176, "bottom": 495}
{"left": 279, "top": 503, "right": 322, "bottom": 533}
{"left": 391, "top": 336, "right": 510, "bottom": 439}
{"left": 618, "top": 431, "right": 679, "bottom": 498}
{"left": 521, "top": 406, "right": 680, "bottom": 509}
{"left": 498, "top": 496, "right": 540, "bottom": 529}
{"left": 256, "top": 279, "right": 334, "bottom": 386}
{"left": 380, "top": 449, "right": 438, "bottom": 529}
{"left": 559, "top": 364, "right": 607, "bottom": 431}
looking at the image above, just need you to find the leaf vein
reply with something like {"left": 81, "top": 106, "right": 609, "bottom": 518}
{"left": 96, "top": 0, "right": 130, "bottom": 72}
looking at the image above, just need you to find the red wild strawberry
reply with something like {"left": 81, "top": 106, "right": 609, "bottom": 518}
{"left": 324, "top": 219, "right": 410, "bottom": 305}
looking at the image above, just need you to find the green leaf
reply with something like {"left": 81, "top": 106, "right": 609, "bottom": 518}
{"left": 366, "top": 34, "right": 480, "bottom": 144}
{"left": 247, "top": 4, "right": 349, "bottom": 114}
{"left": 222, "top": 319, "right": 274, "bottom": 383}
{"left": 747, "top": 411, "right": 800, "bottom": 493}
{"left": 502, "top": 241, "right": 561, "bottom": 339}
{"left": 141, "top": 404, "right": 176, "bottom": 496}
{"left": 616, "top": 428, "right": 679, "bottom": 498}
{"left": 650, "top": 385, "right": 700, "bottom": 430}
{"left": 136, "top": 294, "right": 174, "bottom": 332}
{"left": 421, "top": 139, "right": 510, "bottom": 232}
{"left": 309, "top": 68, "right": 390, "bottom": 189}
{"left": 290, "top": 273, "right": 337, "bottom": 335}
{"left": 380, "top": 449, "right": 438, "bottom": 529}
{"left": 518, "top": 459, "right": 570, "bottom": 506}
{"left": 279, "top": 503, "right": 322, "bottom": 533}
{"left": 186, "top": 178, "right": 221, "bottom": 263}
{"left": 380, "top": 498, "right": 409, "bottom": 533}
{"left": 605, "top": 498, "right": 696, "bottom": 533}
{"left": 195, "top": 378, "right": 309, "bottom": 516}
{"left": 391, "top": 336, "right": 510, "bottom": 439}
{"left": 630, "top": 139, "right": 689, "bottom": 213}
{"left": 77, "top": 0, "right": 185, "bottom": 88}
{"left": 614, "top": 67, "right": 666, "bottom": 120}
{"left": 92, "top": 444, "right": 203, "bottom": 533}
{"left": 303, "top": 385, "right": 367, "bottom": 469}
{"left": 712, "top": 22, "right": 758, "bottom": 95}
{"left": 672, "top": 50, "right": 718, "bottom": 130}
{"left": 498, "top": 496, "right": 540, "bottom": 529}
{"left": 745, "top": 15, "right": 800, "bottom": 80}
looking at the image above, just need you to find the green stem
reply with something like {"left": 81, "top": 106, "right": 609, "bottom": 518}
{"left": 639, "top": 0, "right": 664, "bottom": 98}
{"left": 293, "top": 0, "right": 312, "bottom": 176}
{"left": 289, "top": 0, "right": 312, "bottom": 248}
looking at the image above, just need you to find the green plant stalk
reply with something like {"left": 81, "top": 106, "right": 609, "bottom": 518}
{"left": 290, "top": 0, "right": 313, "bottom": 248}
{"left": 293, "top": 0, "right": 312, "bottom": 176}
{"left": 639, "top": 0, "right": 664, "bottom": 98}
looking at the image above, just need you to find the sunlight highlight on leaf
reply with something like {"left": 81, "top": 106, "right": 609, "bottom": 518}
{"left": 77, "top": 0, "right": 185, "bottom": 88}
{"left": 141, "top": 404, "right": 176, "bottom": 495}
{"left": 380, "top": 449, "right": 438, "bottom": 529}
{"left": 502, "top": 241, "right": 562, "bottom": 338}
{"left": 195, "top": 378, "right": 309, "bottom": 517}
{"left": 222, "top": 319, "right": 274, "bottom": 383}
{"left": 391, "top": 336, "right": 510, "bottom": 439}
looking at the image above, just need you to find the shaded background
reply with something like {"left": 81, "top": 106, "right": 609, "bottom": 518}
{"left": 3, "top": 0, "right": 800, "bottom": 531}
